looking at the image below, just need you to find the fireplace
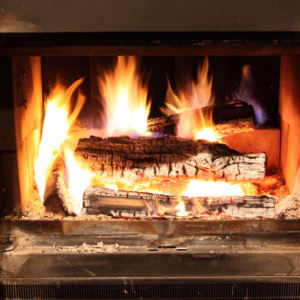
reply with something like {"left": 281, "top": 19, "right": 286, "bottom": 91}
{"left": 2, "top": 1, "right": 300, "bottom": 299}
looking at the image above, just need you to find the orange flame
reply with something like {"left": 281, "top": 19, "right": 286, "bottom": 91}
{"left": 161, "top": 57, "right": 216, "bottom": 141}
{"left": 97, "top": 56, "right": 151, "bottom": 137}
{"left": 34, "top": 78, "right": 87, "bottom": 209}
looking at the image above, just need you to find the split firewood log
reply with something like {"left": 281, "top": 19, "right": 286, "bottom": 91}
{"left": 82, "top": 186, "right": 275, "bottom": 219}
{"left": 74, "top": 136, "right": 266, "bottom": 183}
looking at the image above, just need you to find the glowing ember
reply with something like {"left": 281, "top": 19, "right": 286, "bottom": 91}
{"left": 34, "top": 78, "right": 85, "bottom": 202}
{"left": 184, "top": 180, "right": 244, "bottom": 198}
{"left": 195, "top": 128, "right": 216, "bottom": 142}
{"left": 97, "top": 56, "right": 151, "bottom": 137}
{"left": 175, "top": 200, "right": 190, "bottom": 217}
{"left": 160, "top": 56, "right": 214, "bottom": 140}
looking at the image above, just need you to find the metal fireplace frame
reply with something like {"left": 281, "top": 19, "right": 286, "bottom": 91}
{"left": 2, "top": 1, "right": 300, "bottom": 298}
{"left": 2, "top": 219, "right": 300, "bottom": 284}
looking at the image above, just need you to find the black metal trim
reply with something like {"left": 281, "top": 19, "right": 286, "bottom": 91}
{"left": 1, "top": 282, "right": 300, "bottom": 299}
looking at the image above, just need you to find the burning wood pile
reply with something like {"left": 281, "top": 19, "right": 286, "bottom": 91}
{"left": 33, "top": 56, "right": 297, "bottom": 220}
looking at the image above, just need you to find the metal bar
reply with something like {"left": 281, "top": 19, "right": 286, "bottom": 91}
{"left": 2, "top": 220, "right": 300, "bottom": 236}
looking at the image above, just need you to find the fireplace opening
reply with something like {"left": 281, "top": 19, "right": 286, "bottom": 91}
{"left": 6, "top": 54, "right": 298, "bottom": 222}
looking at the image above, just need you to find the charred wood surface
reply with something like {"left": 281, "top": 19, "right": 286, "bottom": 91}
{"left": 82, "top": 186, "right": 275, "bottom": 219}
{"left": 74, "top": 136, "right": 266, "bottom": 182}
{"left": 148, "top": 117, "right": 254, "bottom": 138}
{"left": 147, "top": 102, "right": 254, "bottom": 135}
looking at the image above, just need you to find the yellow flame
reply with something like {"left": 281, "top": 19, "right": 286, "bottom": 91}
{"left": 97, "top": 56, "right": 151, "bottom": 137}
{"left": 184, "top": 180, "right": 244, "bottom": 198}
{"left": 106, "top": 184, "right": 118, "bottom": 193}
{"left": 161, "top": 57, "right": 215, "bottom": 141}
{"left": 174, "top": 200, "right": 190, "bottom": 217}
{"left": 34, "top": 78, "right": 86, "bottom": 205}
{"left": 195, "top": 128, "right": 216, "bottom": 142}
{"left": 64, "top": 149, "right": 92, "bottom": 215}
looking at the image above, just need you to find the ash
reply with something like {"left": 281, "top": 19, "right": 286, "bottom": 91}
{"left": 55, "top": 242, "right": 121, "bottom": 253}
{"left": 275, "top": 193, "right": 300, "bottom": 219}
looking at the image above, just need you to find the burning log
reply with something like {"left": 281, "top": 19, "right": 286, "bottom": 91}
{"left": 74, "top": 136, "right": 266, "bottom": 182}
{"left": 82, "top": 186, "right": 275, "bottom": 219}
{"left": 147, "top": 101, "right": 255, "bottom": 136}
{"left": 43, "top": 155, "right": 79, "bottom": 216}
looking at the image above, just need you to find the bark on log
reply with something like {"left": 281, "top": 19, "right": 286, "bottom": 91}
{"left": 82, "top": 186, "right": 275, "bottom": 219}
{"left": 74, "top": 136, "right": 266, "bottom": 182}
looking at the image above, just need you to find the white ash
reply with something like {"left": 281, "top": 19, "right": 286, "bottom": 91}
{"left": 275, "top": 193, "right": 300, "bottom": 219}
{"left": 55, "top": 242, "right": 121, "bottom": 253}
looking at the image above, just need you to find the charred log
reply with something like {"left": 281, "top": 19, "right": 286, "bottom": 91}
{"left": 147, "top": 101, "right": 254, "bottom": 135}
{"left": 74, "top": 136, "right": 266, "bottom": 182}
{"left": 82, "top": 186, "right": 275, "bottom": 219}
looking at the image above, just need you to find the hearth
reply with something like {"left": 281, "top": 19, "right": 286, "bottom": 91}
{"left": 1, "top": 1, "right": 300, "bottom": 299}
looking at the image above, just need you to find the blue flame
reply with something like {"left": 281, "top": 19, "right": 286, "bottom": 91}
{"left": 234, "top": 65, "right": 267, "bottom": 126}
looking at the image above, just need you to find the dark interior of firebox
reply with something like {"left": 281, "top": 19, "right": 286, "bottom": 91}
{"left": 41, "top": 56, "right": 281, "bottom": 126}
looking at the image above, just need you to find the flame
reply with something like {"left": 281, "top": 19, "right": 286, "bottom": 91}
{"left": 184, "top": 180, "right": 244, "bottom": 198}
{"left": 97, "top": 56, "right": 151, "bottom": 137}
{"left": 34, "top": 78, "right": 87, "bottom": 209}
{"left": 105, "top": 184, "right": 118, "bottom": 193}
{"left": 175, "top": 200, "right": 190, "bottom": 217}
{"left": 234, "top": 65, "right": 266, "bottom": 126}
{"left": 195, "top": 128, "right": 216, "bottom": 142}
{"left": 160, "top": 57, "right": 216, "bottom": 141}
{"left": 64, "top": 149, "right": 92, "bottom": 215}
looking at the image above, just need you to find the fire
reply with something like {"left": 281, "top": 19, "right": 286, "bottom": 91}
{"left": 160, "top": 56, "right": 216, "bottom": 141}
{"left": 64, "top": 149, "right": 92, "bottom": 215}
{"left": 175, "top": 200, "right": 190, "bottom": 217}
{"left": 97, "top": 56, "right": 151, "bottom": 137}
{"left": 195, "top": 128, "right": 216, "bottom": 142}
{"left": 105, "top": 184, "right": 118, "bottom": 193}
{"left": 34, "top": 78, "right": 88, "bottom": 214}
{"left": 234, "top": 65, "right": 266, "bottom": 126}
{"left": 184, "top": 180, "right": 244, "bottom": 198}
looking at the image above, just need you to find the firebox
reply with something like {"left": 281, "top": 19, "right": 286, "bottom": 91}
{"left": 2, "top": 1, "right": 300, "bottom": 299}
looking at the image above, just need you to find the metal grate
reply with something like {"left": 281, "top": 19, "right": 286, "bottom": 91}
{"left": 1, "top": 283, "right": 300, "bottom": 299}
